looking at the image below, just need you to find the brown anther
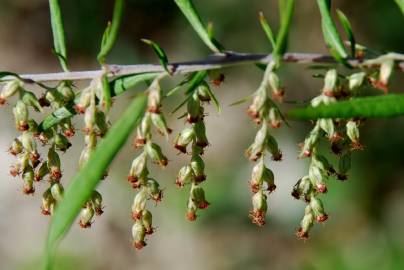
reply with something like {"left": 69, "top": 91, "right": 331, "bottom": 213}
{"left": 195, "top": 141, "right": 209, "bottom": 149}
{"left": 10, "top": 166, "right": 20, "bottom": 177}
{"left": 50, "top": 168, "right": 62, "bottom": 181}
{"left": 74, "top": 104, "right": 86, "bottom": 114}
{"left": 79, "top": 220, "right": 92, "bottom": 228}
{"left": 211, "top": 73, "right": 225, "bottom": 87}
{"left": 270, "top": 120, "right": 281, "bottom": 129}
{"left": 198, "top": 201, "right": 210, "bottom": 209}
{"left": 145, "top": 227, "right": 154, "bottom": 235}
{"left": 186, "top": 115, "right": 200, "bottom": 124}
{"left": 175, "top": 178, "right": 185, "bottom": 188}
{"left": 95, "top": 207, "right": 104, "bottom": 216}
{"left": 369, "top": 78, "right": 388, "bottom": 93}
{"left": 250, "top": 182, "right": 260, "bottom": 193}
{"left": 132, "top": 211, "right": 142, "bottom": 220}
{"left": 0, "top": 97, "right": 6, "bottom": 105}
{"left": 147, "top": 106, "right": 160, "bottom": 114}
{"left": 296, "top": 228, "right": 309, "bottom": 240}
{"left": 336, "top": 174, "right": 348, "bottom": 181}
{"left": 195, "top": 175, "right": 206, "bottom": 184}
{"left": 63, "top": 129, "right": 75, "bottom": 138}
{"left": 267, "top": 184, "right": 277, "bottom": 193}
{"left": 17, "top": 122, "right": 29, "bottom": 132}
{"left": 133, "top": 137, "right": 146, "bottom": 149}
{"left": 133, "top": 240, "right": 147, "bottom": 250}
{"left": 127, "top": 175, "right": 138, "bottom": 183}
{"left": 41, "top": 208, "right": 51, "bottom": 216}
{"left": 316, "top": 184, "right": 327, "bottom": 193}
{"left": 272, "top": 88, "right": 285, "bottom": 102}
{"left": 23, "top": 186, "right": 35, "bottom": 195}
{"left": 38, "top": 96, "right": 50, "bottom": 107}
{"left": 186, "top": 211, "right": 197, "bottom": 221}
{"left": 174, "top": 144, "right": 187, "bottom": 154}
{"left": 351, "top": 141, "right": 364, "bottom": 151}
{"left": 272, "top": 151, "right": 283, "bottom": 161}
{"left": 291, "top": 190, "right": 301, "bottom": 200}
{"left": 316, "top": 214, "right": 328, "bottom": 223}
{"left": 151, "top": 191, "right": 163, "bottom": 203}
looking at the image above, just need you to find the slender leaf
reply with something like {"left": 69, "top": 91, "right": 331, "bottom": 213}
{"left": 48, "top": 0, "right": 69, "bottom": 71}
{"left": 395, "top": 0, "right": 404, "bottom": 15}
{"left": 174, "top": 0, "right": 221, "bottom": 53}
{"left": 39, "top": 105, "right": 76, "bottom": 131}
{"left": 336, "top": 9, "right": 356, "bottom": 58}
{"left": 141, "top": 39, "right": 171, "bottom": 74}
{"left": 259, "top": 12, "right": 276, "bottom": 50}
{"left": 97, "top": 0, "right": 125, "bottom": 64}
{"left": 184, "top": 71, "right": 207, "bottom": 95}
{"left": 288, "top": 94, "right": 404, "bottom": 120}
{"left": 44, "top": 94, "right": 147, "bottom": 269}
{"left": 316, "top": 0, "right": 348, "bottom": 65}
{"left": 205, "top": 84, "right": 221, "bottom": 113}
{"left": 274, "top": 0, "right": 295, "bottom": 58}
{"left": 110, "top": 72, "right": 159, "bottom": 96}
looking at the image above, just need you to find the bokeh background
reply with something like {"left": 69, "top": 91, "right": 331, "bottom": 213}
{"left": 0, "top": 0, "right": 403, "bottom": 269}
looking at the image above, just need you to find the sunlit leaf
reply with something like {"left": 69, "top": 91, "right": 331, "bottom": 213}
{"left": 259, "top": 12, "right": 276, "bottom": 50}
{"left": 336, "top": 9, "right": 356, "bottom": 58}
{"left": 141, "top": 39, "right": 171, "bottom": 74}
{"left": 48, "top": 0, "right": 69, "bottom": 71}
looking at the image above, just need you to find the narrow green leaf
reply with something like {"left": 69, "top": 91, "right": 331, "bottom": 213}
{"left": 288, "top": 94, "right": 404, "bottom": 120}
{"left": 101, "top": 74, "right": 112, "bottom": 112}
{"left": 259, "top": 12, "right": 276, "bottom": 50}
{"left": 395, "top": 0, "right": 404, "bottom": 15}
{"left": 316, "top": 0, "right": 349, "bottom": 65}
{"left": 44, "top": 94, "right": 147, "bottom": 269}
{"left": 205, "top": 84, "right": 221, "bottom": 113}
{"left": 39, "top": 105, "right": 76, "bottom": 131}
{"left": 174, "top": 0, "right": 221, "bottom": 53}
{"left": 48, "top": 0, "right": 69, "bottom": 71}
{"left": 336, "top": 9, "right": 356, "bottom": 58}
{"left": 97, "top": 0, "right": 125, "bottom": 64}
{"left": 184, "top": 71, "right": 207, "bottom": 95}
{"left": 110, "top": 72, "right": 159, "bottom": 96}
{"left": 229, "top": 95, "right": 252, "bottom": 107}
{"left": 274, "top": 0, "right": 295, "bottom": 58}
{"left": 141, "top": 39, "right": 171, "bottom": 74}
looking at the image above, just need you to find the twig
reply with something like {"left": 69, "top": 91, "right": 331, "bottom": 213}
{"left": 4, "top": 52, "right": 404, "bottom": 83}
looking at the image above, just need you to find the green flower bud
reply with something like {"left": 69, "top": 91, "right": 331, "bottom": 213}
{"left": 147, "top": 178, "right": 162, "bottom": 203}
{"left": 147, "top": 80, "right": 162, "bottom": 113}
{"left": 250, "top": 160, "right": 265, "bottom": 192}
{"left": 131, "top": 188, "right": 148, "bottom": 220}
{"left": 174, "top": 127, "right": 195, "bottom": 153}
{"left": 79, "top": 202, "right": 94, "bottom": 228}
{"left": 348, "top": 72, "right": 366, "bottom": 90}
{"left": 20, "top": 132, "right": 37, "bottom": 153}
{"left": 151, "top": 113, "right": 171, "bottom": 137}
{"left": 268, "top": 72, "right": 284, "bottom": 101}
{"left": 74, "top": 86, "right": 93, "bottom": 113}
{"left": 322, "top": 69, "right": 338, "bottom": 96}
{"left": 91, "top": 190, "right": 104, "bottom": 216}
{"left": 310, "top": 196, "right": 328, "bottom": 222}
{"left": 11, "top": 153, "right": 30, "bottom": 176}
{"left": 299, "top": 123, "right": 321, "bottom": 157}
{"left": 190, "top": 184, "right": 209, "bottom": 209}
{"left": 54, "top": 133, "right": 71, "bottom": 152}
{"left": 196, "top": 82, "right": 211, "bottom": 102}
{"left": 145, "top": 142, "right": 168, "bottom": 167}
{"left": 296, "top": 205, "right": 314, "bottom": 240}
{"left": 346, "top": 120, "right": 362, "bottom": 150}
{"left": 22, "top": 166, "right": 35, "bottom": 195}
{"left": 8, "top": 138, "right": 23, "bottom": 156}
{"left": 41, "top": 188, "right": 55, "bottom": 215}
{"left": 128, "top": 152, "right": 148, "bottom": 186}
{"left": 309, "top": 164, "right": 327, "bottom": 193}
{"left": 57, "top": 81, "right": 75, "bottom": 102}
{"left": 142, "top": 210, "right": 154, "bottom": 235}
{"left": 292, "top": 175, "right": 313, "bottom": 200}
{"left": 84, "top": 102, "right": 97, "bottom": 133}
{"left": 249, "top": 191, "right": 267, "bottom": 226}
{"left": 319, "top": 119, "right": 338, "bottom": 141}
{"left": 338, "top": 152, "right": 351, "bottom": 180}
{"left": 186, "top": 196, "right": 198, "bottom": 221}
{"left": 187, "top": 93, "right": 201, "bottom": 123}
{"left": 21, "top": 91, "right": 42, "bottom": 112}
{"left": 268, "top": 107, "right": 281, "bottom": 128}
{"left": 34, "top": 161, "right": 49, "bottom": 182}
{"left": 246, "top": 123, "right": 268, "bottom": 161}
{"left": 95, "top": 111, "right": 109, "bottom": 137}
{"left": 176, "top": 165, "right": 195, "bottom": 187}
{"left": 247, "top": 86, "right": 267, "bottom": 122}
{"left": 132, "top": 220, "right": 147, "bottom": 249}
{"left": 47, "top": 147, "right": 62, "bottom": 181}
{"left": 13, "top": 101, "right": 29, "bottom": 131}
{"left": 190, "top": 155, "right": 206, "bottom": 183}
{"left": 50, "top": 182, "right": 64, "bottom": 202}
{"left": 379, "top": 58, "right": 394, "bottom": 90}
{"left": 0, "top": 79, "right": 22, "bottom": 104}
{"left": 134, "top": 113, "right": 152, "bottom": 148}
{"left": 194, "top": 121, "right": 209, "bottom": 148}
{"left": 266, "top": 133, "right": 282, "bottom": 161}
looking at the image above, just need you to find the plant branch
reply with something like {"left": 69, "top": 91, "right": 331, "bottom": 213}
{"left": 6, "top": 51, "right": 404, "bottom": 83}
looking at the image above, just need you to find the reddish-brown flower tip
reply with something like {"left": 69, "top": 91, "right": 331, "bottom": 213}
{"left": 174, "top": 144, "right": 187, "bottom": 154}
{"left": 38, "top": 96, "right": 50, "bottom": 107}
{"left": 133, "top": 137, "right": 146, "bottom": 149}
{"left": 369, "top": 78, "right": 388, "bottom": 93}
{"left": 151, "top": 191, "right": 163, "bottom": 203}
{"left": 211, "top": 74, "right": 225, "bottom": 87}
{"left": 198, "top": 201, "right": 210, "bottom": 209}
{"left": 187, "top": 115, "right": 200, "bottom": 124}
{"left": 316, "top": 214, "right": 328, "bottom": 223}
{"left": 195, "top": 141, "right": 209, "bottom": 149}
{"left": 127, "top": 175, "right": 138, "bottom": 184}
{"left": 23, "top": 187, "right": 35, "bottom": 195}
{"left": 133, "top": 240, "right": 147, "bottom": 250}
{"left": 316, "top": 184, "right": 327, "bottom": 193}
{"left": 322, "top": 90, "right": 335, "bottom": 97}
{"left": 17, "top": 122, "right": 29, "bottom": 132}
{"left": 79, "top": 220, "right": 92, "bottom": 228}
{"left": 250, "top": 182, "right": 260, "bottom": 194}
{"left": 351, "top": 141, "right": 364, "bottom": 151}
{"left": 246, "top": 107, "right": 259, "bottom": 122}
{"left": 30, "top": 152, "right": 40, "bottom": 162}
{"left": 296, "top": 228, "right": 309, "bottom": 240}
{"left": 10, "top": 166, "right": 20, "bottom": 177}
{"left": 175, "top": 178, "right": 185, "bottom": 188}
{"left": 74, "top": 104, "right": 86, "bottom": 114}
{"left": 63, "top": 129, "right": 75, "bottom": 138}
{"left": 186, "top": 211, "right": 197, "bottom": 221}
{"left": 50, "top": 168, "right": 62, "bottom": 181}
{"left": 147, "top": 106, "right": 160, "bottom": 114}
{"left": 249, "top": 210, "right": 266, "bottom": 226}
{"left": 132, "top": 211, "right": 142, "bottom": 220}
{"left": 8, "top": 147, "right": 18, "bottom": 156}
{"left": 329, "top": 132, "right": 343, "bottom": 143}
{"left": 145, "top": 227, "right": 154, "bottom": 235}
{"left": 336, "top": 174, "right": 348, "bottom": 181}
{"left": 291, "top": 190, "right": 301, "bottom": 200}
{"left": 272, "top": 151, "right": 282, "bottom": 161}
{"left": 195, "top": 175, "right": 206, "bottom": 184}
{"left": 267, "top": 184, "right": 277, "bottom": 193}
{"left": 0, "top": 97, "right": 6, "bottom": 105}
{"left": 272, "top": 89, "right": 285, "bottom": 102}
{"left": 270, "top": 120, "right": 281, "bottom": 129}
{"left": 41, "top": 208, "right": 51, "bottom": 216}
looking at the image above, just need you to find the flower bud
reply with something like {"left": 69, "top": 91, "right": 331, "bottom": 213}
{"left": 174, "top": 127, "right": 195, "bottom": 153}
{"left": 60, "top": 119, "right": 75, "bottom": 138}
{"left": 0, "top": 79, "right": 21, "bottom": 104}
{"left": 145, "top": 142, "right": 167, "bottom": 167}
{"left": 35, "top": 161, "right": 49, "bottom": 182}
{"left": 50, "top": 182, "right": 64, "bottom": 202}
{"left": 196, "top": 82, "right": 211, "bottom": 102}
{"left": 147, "top": 80, "right": 162, "bottom": 113}
{"left": 47, "top": 147, "right": 62, "bottom": 181}
{"left": 151, "top": 113, "right": 171, "bottom": 137}
{"left": 249, "top": 191, "right": 267, "bottom": 226}
{"left": 348, "top": 72, "right": 366, "bottom": 90}
{"left": 142, "top": 210, "right": 154, "bottom": 235}
{"left": 41, "top": 188, "right": 55, "bottom": 215}
{"left": 310, "top": 196, "right": 328, "bottom": 222}
{"left": 13, "top": 153, "right": 30, "bottom": 176}
{"left": 296, "top": 205, "right": 314, "bottom": 240}
{"left": 176, "top": 165, "right": 195, "bottom": 187}
{"left": 22, "top": 166, "right": 35, "bottom": 195}
{"left": 322, "top": 69, "right": 338, "bottom": 96}
{"left": 319, "top": 119, "right": 338, "bottom": 141}
{"left": 266, "top": 134, "right": 282, "bottom": 161}
{"left": 95, "top": 111, "right": 109, "bottom": 137}
{"left": 378, "top": 58, "right": 394, "bottom": 92}
{"left": 246, "top": 124, "right": 268, "bottom": 161}
{"left": 54, "top": 133, "right": 71, "bottom": 152}
{"left": 268, "top": 72, "right": 284, "bottom": 101}
{"left": 311, "top": 153, "right": 334, "bottom": 175}
{"left": 13, "top": 101, "right": 29, "bottom": 131}
{"left": 190, "top": 184, "right": 209, "bottom": 209}
{"left": 8, "top": 139, "right": 23, "bottom": 156}
{"left": 57, "top": 81, "right": 75, "bottom": 102}
{"left": 20, "top": 132, "right": 37, "bottom": 153}
{"left": 186, "top": 198, "right": 198, "bottom": 221}
{"left": 309, "top": 164, "right": 327, "bottom": 193}
{"left": 132, "top": 220, "right": 147, "bottom": 249}
{"left": 84, "top": 102, "right": 97, "bottom": 133}
{"left": 208, "top": 70, "right": 225, "bottom": 87}
{"left": 128, "top": 153, "right": 148, "bottom": 185}
{"left": 147, "top": 178, "right": 163, "bottom": 203}
{"left": 187, "top": 93, "right": 202, "bottom": 123}
{"left": 21, "top": 91, "right": 42, "bottom": 112}
{"left": 74, "top": 86, "right": 93, "bottom": 113}
{"left": 247, "top": 87, "right": 267, "bottom": 122}
{"left": 132, "top": 188, "right": 148, "bottom": 220}
{"left": 194, "top": 121, "right": 209, "bottom": 148}
{"left": 79, "top": 202, "right": 94, "bottom": 228}
{"left": 346, "top": 120, "right": 362, "bottom": 150}
{"left": 268, "top": 107, "right": 281, "bottom": 128}
{"left": 134, "top": 113, "right": 152, "bottom": 148}
{"left": 190, "top": 155, "right": 206, "bottom": 183}
{"left": 337, "top": 152, "right": 351, "bottom": 180}
{"left": 91, "top": 190, "right": 104, "bottom": 216}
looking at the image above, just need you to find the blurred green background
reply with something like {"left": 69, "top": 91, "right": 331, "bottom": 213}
{"left": 0, "top": 0, "right": 403, "bottom": 269}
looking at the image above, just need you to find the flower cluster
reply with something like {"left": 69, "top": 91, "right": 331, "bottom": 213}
{"left": 128, "top": 76, "right": 169, "bottom": 249}
{"left": 245, "top": 62, "right": 283, "bottom": 226}
{"left": 174, "top": 80, "right": 212, "bottom": 221}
